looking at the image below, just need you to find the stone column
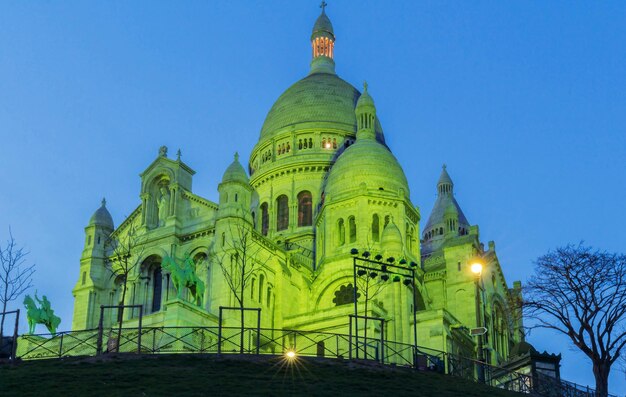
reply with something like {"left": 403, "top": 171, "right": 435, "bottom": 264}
{"left": 140, "top": 193, "right": 150, "bottom": 226}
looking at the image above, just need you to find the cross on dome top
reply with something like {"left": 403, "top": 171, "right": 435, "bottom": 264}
{"left": 320, "top": 1, "right": 327, "bottom": 12}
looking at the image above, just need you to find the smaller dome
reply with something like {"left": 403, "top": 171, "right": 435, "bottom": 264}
{"left": 325, "top": 138, "right": 409, "bottom": 200}
{"left": 356, "top": 82, "right": 375, "bottom": 111}
{"left": 381, "top": 218, "right": 403, "bottom": 253}
{"left": 89, "top": 198, "right": 114, "bottom": 229}
{"left": 222, "top": 153, "right": 249, "bottom": 184}
{"left": 311, "top": 8, "right": 334, "bottom": 40}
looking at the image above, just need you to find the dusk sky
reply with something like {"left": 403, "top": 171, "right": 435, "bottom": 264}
{"left": 1, "top": 1, "right": 625, "bottom": 392}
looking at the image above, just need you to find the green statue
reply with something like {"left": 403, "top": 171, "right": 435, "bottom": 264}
{"left": 24, "top": 292, "right": 61, "bottom": 335}
{"left": 161, "top": 255, "right": 205, "bottom": 306}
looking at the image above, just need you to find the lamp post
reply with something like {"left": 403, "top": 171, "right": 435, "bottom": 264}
{"left": 349, "top": 249, "right": 418, "bottom": 363}
{"left": 470, "top": 259, "right": 486, "bottom": 383}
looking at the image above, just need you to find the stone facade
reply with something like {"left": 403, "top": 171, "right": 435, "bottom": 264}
{"left": 71, "top": 7, "right": 523, "bottom": 365}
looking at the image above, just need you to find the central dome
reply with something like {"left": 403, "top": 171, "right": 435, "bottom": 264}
{"left": 259, "top": 73, "right": 384, "bottom": 141}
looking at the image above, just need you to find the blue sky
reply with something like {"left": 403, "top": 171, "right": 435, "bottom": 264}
{"left": 1, "top": 1, "right": 625, "bottom": 392}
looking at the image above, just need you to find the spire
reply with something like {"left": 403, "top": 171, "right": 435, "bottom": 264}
{"left": 437, "top": 164, "right": 453, "bottom": 196}
{"left": 355, "top": 81, "right": 376, "bottom": 140}
{"left": 310, "top": 2, "right": 336, "bottom": 75}
{"left": 101, "top": 197, "right": 107, "bottom": 207}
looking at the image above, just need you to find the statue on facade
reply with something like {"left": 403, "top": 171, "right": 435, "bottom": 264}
{"left": 24, "top": 292, "right": 61, "bottom": 335}
{"left": 158, "top": 145, "right": 168, "bottom": 157}
{"left": 157, "top": 186, "right": 170, "bottom": 226}
{"left": 161, "top": 255, "right": 205, "bottom": 306}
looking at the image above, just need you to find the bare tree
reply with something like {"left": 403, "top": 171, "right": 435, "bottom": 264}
{"left": 0, "top": 228, "right": 35, "bottom": 338}
{"left": 104, "top": 223, "right": 146, "bottom": 351}
{"left": 210, "top": 222, "right": 267, "bottom": 353}
{"left": 523, "top": 244, "right": 626, "bottom": 397}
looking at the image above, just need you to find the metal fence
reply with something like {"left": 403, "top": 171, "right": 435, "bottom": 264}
{"left": 14, "top": 325, "right": 617, "bottom": 397}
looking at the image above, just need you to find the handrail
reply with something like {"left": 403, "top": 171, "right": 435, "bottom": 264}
{"left": 13, "top": 325, "right": 618, "bottom": 397}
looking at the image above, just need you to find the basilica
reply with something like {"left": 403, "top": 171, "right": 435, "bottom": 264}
{"left": 71, "top": 5, "right": 524, "bottom": 365}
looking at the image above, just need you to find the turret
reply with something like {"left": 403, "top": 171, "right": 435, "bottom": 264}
{"left": 73, "top": 198, "right": 114, "bottom": 330}
{"left": 437, "top": 165, "right": 454, "bottom": 196}
{"left": 217, "top": 153, "right": 253, "bottom": 221}
{"left": 422, "top": 165, "right": 471, "bottom": 254}
{"left": 82, "top": 198, "right": 114, "bottom": 259}
{"left": 355, "top": 82, "right": 376, "bottom": 140}
{"left": 381, "top": 216, "right": 403, "bottom": 256}
{"left": 310, "top": 2, "right": 336, "bottom": 75}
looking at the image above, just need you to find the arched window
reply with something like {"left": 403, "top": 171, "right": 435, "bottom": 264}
{"left": 260, "top": 203, "right": 269, "bottom": 236}
{"left": 372, "top": 214, "right": 380, "bottom": 242}
{"left": 251, "top": 278, "right": 256, "bottom": 299}
{"left": 348, "top": 216, "right": 356, "bottom": 243}
{"left": 337, "top": 218, "right": 345, "bottom": 246}
{"left": 276, "top": 195, "right": 289, "bottom": 231}
{"left": 384, "top": 215, "right": 390, "bottom": 228}
{"left": 152, "top": 267, "right": 162, "bottom": 313}
{"left": 266, "top": 285, "right": 272, "bottom": 307}
{"left": 258, "top": 274, "right": 265, "bottom": 302}
{"left": 297, "top": 191, "right": 312, "bottom": 227}
{"left": 251, "top": 211, "right": 256, "bottom": 230}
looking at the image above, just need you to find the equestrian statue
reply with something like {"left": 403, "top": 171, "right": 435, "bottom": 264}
{"left": 161, "top": 255, "right": 205, "bottom": 306}
{"left": 24, "top": 292, "right": 61, "bottom": 335}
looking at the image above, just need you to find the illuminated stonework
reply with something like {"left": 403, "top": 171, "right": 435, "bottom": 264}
{"left": 71, "top": 5, "right": 524, "bottom": 365}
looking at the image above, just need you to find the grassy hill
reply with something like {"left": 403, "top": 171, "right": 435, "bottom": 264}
{"left": 0, "top": 354, "right": 521, "bottom": 396}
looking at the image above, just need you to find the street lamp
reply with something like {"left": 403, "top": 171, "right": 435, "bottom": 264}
{"left": 470, "top": 257, "right": 486, "bottom": 383}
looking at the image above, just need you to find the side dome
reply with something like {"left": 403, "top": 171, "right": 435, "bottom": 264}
{"left": 89, "top": 198, "right": 114, "bottom": 229}
{"left": 381, "top": 218, "right": 403, "bottom": 253}
{"left": 222, "top": 153, "right": 249, "bottom": 184}
{"left": 258, "top": 73, "right": 384, "bottom": 142}
{"left": 325, "top": 138, "right": 409, "bottom": 200}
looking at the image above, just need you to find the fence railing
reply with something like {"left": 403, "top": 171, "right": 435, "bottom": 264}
{"left": 14, "top": 326, "right": 617, "bottom": 397}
